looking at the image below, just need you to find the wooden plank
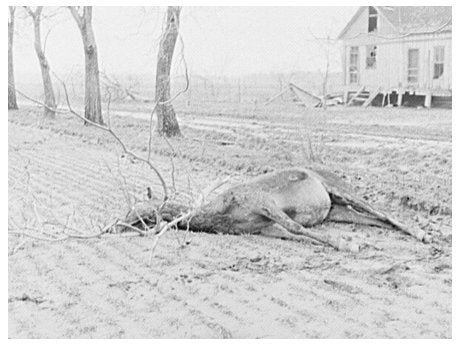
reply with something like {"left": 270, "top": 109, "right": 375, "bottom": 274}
{"left": 397, "top": 92, "right": 403, "bottom": 107}
{"left": 264, "top": 87, "right": 290, "bottom": 106}
{"left": 381, "top": 92, "right": 386, "bottom": 107}
{"left": 362, "top": 87, "right": 381, "bottom": 107}
{"left": 343, "top": 89, "right": 349, "bottom": 104}
{"left": 346, "top": 86, "right": 365, "bottom": 106}
{"left": 288, "top": 83, "right": 321, "bottom": 108}
{"left": 288, "top": 83, "right": 322, "bottom": 101}
{"left": 424, "top": 92, "right": 432, "bottom": 108}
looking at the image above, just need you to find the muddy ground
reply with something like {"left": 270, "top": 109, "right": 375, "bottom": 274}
{"left": 8, "top": 103, "right": 451, "bottom": 338}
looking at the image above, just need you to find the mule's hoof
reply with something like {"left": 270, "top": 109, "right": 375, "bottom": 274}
{"left": 422, "top": 234, "right": 433, "bottom": 244}
{"left": 413, "top": 228, "right": 427, "bottom": 242}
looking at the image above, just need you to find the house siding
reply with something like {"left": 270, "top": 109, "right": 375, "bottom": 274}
{"left": 340, "top": 7, "right": 451, "bottom": 93}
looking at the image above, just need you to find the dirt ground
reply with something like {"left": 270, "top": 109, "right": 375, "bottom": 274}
{"left": 8, "top": 103, "right": 451, "bottom": 338}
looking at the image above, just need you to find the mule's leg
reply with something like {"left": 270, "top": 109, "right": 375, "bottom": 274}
{"left": 327, "top": 204, "right": 429, "bottom": 242}
{"left": 376, "top": 213, "right": 429, "bottom": 242}
{"left": 313, "top": 169, "right": 429, "bottom": 242}
{"left": 258, "top": 205, "right": 360, "bottom": 252}
{"left": 260, "top": 224, "right": 322, "bottom": 245}
{"left": 327, "top": 204, "right": 394, "bottom": 229}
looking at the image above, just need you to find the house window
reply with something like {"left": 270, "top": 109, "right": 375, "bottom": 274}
{"left": 366, "top": 45, "right": 377, "bottom": 69}
{"left": 433, "top": 46, "right": 445, "bottom": 79}
{"left": 349, "top": 46, "right": 359, "bottom": 84}
{"left": 368, "top": 6, "right": 378, "bottom": 33}
{"left": 407, "top": 49, "right": 419, "bottom": 83}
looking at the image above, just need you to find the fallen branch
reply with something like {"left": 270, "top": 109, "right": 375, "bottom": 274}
{"left": 11, "top": 83, "right": 210, "bottom": 264}
{"left": 10, "top": 59, "right": 202, "bottom": 261}
{"left": 9, "top": 239, "right": 29, "bottom": 256}
{"left": 9, "top": 218, "right": 119, "bottom": 243}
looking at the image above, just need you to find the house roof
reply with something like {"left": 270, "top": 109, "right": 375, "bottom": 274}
{"left": 338, "top": 6, "right": 452, "bottom": 39}
{"left": 378, "top": 6, "right": 452, "bottom": 34}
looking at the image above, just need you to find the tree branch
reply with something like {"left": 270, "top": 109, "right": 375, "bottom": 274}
{"left": 68, "top": 6, "right": 83, "bottom": 29}
{"left": 23, "top": 6, "right": 35, "bottom": 19}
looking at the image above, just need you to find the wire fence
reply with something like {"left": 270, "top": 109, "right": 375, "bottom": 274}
{"left": 16, "top": 71, "right": 345, "bottom": 110}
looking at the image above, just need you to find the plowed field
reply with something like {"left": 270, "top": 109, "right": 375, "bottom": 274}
{"left": 8, "top": 105, "right": 451, "bottom": 338}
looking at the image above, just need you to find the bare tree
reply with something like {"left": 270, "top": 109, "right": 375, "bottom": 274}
{"left": 68, "top": 6, "right": 104, "bottom": 125}
{"left": 155, "top": 6, "right": 182, "bottom": 137}
{"left": 320, "top": 36, "right": 331, "bottom": 110}
{"left": 308, "top": 31, "right": 336, "bottom": 110}
{"left": 8, "top": 6, "right": 18, "bottom": 110}
{"left": 10, "top": 79, "right": 222, "bottom": 263}
{"left": 24, "top": 6, "right": 57, "bottom": 118}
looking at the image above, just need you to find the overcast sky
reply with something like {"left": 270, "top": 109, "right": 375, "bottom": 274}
{"left": 13, "top": 6, "right": 358, "bottom": 79}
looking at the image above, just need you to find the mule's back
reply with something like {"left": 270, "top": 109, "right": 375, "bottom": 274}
{"left": 213, "top": 168, "right": 332, "bottom": 227}
{"left": 267, "top": 168, "right": 331, "bottom": 226}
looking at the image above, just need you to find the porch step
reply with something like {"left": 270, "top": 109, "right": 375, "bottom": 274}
{"left": 346, "top": 86, "right": 366, "bottom": 106}
{"left": 362, "top": 87, "right": 382, "bottom": 107}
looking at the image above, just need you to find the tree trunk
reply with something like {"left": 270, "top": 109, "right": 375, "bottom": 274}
{"left": 82, "top": 10, "right": 103, "bottom": 125}
{"left": 31, "top": 10, "right": 56, "bottom": 118}
{"left": 8, "top": 7, "right": 18, "bottom": 110}
{"left": 69, "top": 6, "right": 103, "bottom": 125}
{"left": 155, "top": 6, "right": 181, "bottom": 137}
{"left": 321, "top": 46, "right": 330, "bottom": 110}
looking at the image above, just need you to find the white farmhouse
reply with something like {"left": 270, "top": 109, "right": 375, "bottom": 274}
{"left": 338, "top": 6, "right": 451, "bottom": 108}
